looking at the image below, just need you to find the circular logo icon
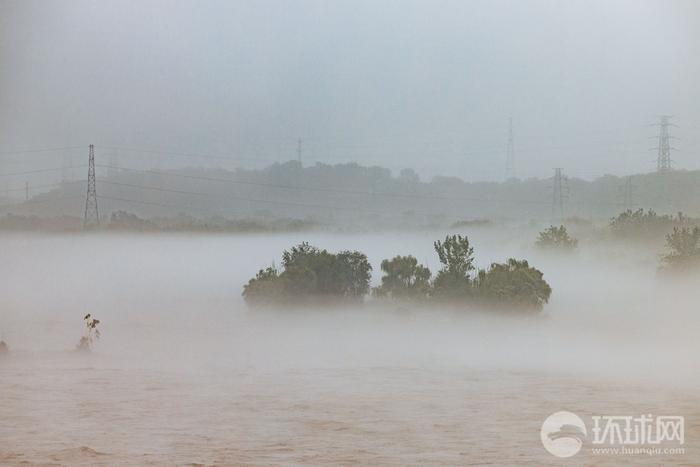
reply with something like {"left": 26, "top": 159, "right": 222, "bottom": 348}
{"left": 541, "top": 411, "right": 587, "bottom": 458}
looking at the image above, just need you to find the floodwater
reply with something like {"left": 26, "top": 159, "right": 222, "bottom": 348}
{"left": 0, "top": 231, "right": 698, "bottom": 465}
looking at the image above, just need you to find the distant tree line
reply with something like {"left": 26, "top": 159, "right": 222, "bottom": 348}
{"left": 0, "top": 211, "right": 320, "bottom": 233}
{"left": 243, "top": 235, "right": 552, "bottom": 311}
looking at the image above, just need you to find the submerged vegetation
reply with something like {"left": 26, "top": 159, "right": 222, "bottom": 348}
{"left": 373, "top": 255, "right": 432, "bottom": 300}
{"left": 242, "top": 242, "right": 372, "bottom": 306}
{"left": 609, "top": 209, "right": 689, "bottom": 240}
{"left": 244, "top": 235, "right": 552, "bottom": 311}
{"left": 77, "top": 314, "right": 101, "bottom": 352}
{"left": 535, "top": 225, "right": 578, "bottom": 250}
{"left": 660, "top": 226, "right": 700, "bottom": 273}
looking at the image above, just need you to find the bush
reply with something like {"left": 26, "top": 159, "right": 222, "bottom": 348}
{"left": 535, "top": 225, "right": 578, "bottom": 250}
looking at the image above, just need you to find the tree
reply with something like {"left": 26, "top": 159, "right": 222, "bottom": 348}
{"left": 610, "top": 209, "right": 683, "bottom": 240}
{"left": 242, "top": 266, "right": 287, "bottom": 306}
{"left": 475, "top": 259, "right": 552, "bottom": 311}
{"left": 535, "top": 225, "right": 578, "bottom": 250}
{"left": 243, "top": 242, "right": 372, "bottom": 305}
{"left": 335, "top": 250, "right": 373, "bottom": 298}
{"left": 661, "top": 226, "right": 700, "bottom": 271}
{"left": 374, "top": 255, "right": 431, "bottom": 299}
{"left": 432, "top": 234, "right": 475, "bottom": 298}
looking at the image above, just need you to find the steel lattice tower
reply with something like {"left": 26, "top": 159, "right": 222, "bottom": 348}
{"left": 83, "top": 144, "right": 99, "bottom": 228}
{"left": 505, "top": 117, "right": 515, "bottom": 180}
{"left": 656, "top": 115, "right": 674, "bottom": 172}
{"left": 551, "top": 168, "right": 567, "bottom": 222}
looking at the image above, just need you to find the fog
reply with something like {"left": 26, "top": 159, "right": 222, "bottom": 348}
{"left": 1, "top": 232, "right": 699, "bottom": 463}
{"left": 2, "top": 1, "right": 700, "bottom": 464}
{"left": 2, "top": 0, "right": 700, "bottom": 182}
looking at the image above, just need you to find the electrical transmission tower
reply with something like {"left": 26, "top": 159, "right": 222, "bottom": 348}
{"left": 619, "top": 176, "right": 635, "bottom": 211}
{"left": 551, "top": 168, "right": 568, "bottom": 222}
{"left": 297, "top": 138, "right": 303, "bottom": 165}
{"left": 505, "top": 117, "right": 515, "bottom": 180}
{"left": 654, "top": 115, "right": 676, "bottom": 172}
{"left": 83, "top": 144, "right": 99, "bottom": 229}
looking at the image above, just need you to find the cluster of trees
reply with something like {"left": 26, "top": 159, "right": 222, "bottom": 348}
{"left": 609, "top": 209, "right": 689, "bottom": 240}
{"left": 535, "top": 225, "right": 578, "bottom": 250}
{"left": 244, "top": 235, "right": 552, "bottom": 311}
{"left": 242, "top": 243, "right": 372, "bottom": 305}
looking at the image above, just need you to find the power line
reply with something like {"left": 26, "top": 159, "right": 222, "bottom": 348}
{"left": 96, "top": 164, "right": 556, "bottom": 206}
{"left": 0, "top": 166, "right": 86, "bottom": 177}
{"left": 0, "top": 146, "right": 86, "bottom": 157}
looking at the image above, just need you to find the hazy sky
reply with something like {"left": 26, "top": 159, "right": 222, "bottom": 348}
{"left": 1, "top": 0, "right": 699, "bottom": 182}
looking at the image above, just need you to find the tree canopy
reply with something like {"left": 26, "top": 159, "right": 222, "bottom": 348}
{"left": 535, "top": 225, "right": 578, "bottom": 250}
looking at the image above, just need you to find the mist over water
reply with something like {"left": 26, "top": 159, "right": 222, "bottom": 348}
{"left": 1, "top": 231, "right": 698, "bottom": 464}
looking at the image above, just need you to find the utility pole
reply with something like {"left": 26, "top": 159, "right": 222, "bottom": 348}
{"left": 83, "top": 144, "right": 99, "bottom": 229}
{"left": 654, "top": 115, "right": 676, "bottom": 172}
{"left": 551, "top": 168, "right": 567, "bottom": 223}
{"left": 297, "top": 138, "right": 303, "bottom": 166}
{"left": 505, "top": 117, "right": 515, "bottom": 180}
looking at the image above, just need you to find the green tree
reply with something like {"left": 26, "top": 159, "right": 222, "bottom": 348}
{"left": 475, "top": 259, "right": 552, "bottom": 311}
{"left": 610, "top": 209, "right": 683, "bottom": 239}
{"left": 535, "top": 225, "right": 578, "bottom": 250}
{"left": 243, "top": 242, "right": 372, "bottom": 305}
{"left": 432, "top": 234, "right": 475, "bottom": 298}
{"left": 661, "top": 226, "right": 700, "bottom": 271}
{"left": 374, "top": 255, "right": 431, "bottom": 299}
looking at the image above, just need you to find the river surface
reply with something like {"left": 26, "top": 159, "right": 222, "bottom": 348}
{"left": 0, "top": 232, "right": 698, "bottom": 465}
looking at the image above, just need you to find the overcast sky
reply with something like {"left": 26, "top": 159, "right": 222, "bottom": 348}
{"left": 1, "top": 0, "right": 699, "bottom": 183}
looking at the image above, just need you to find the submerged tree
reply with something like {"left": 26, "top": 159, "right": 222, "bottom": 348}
{"left": 610, "top": 209, "right": 684, "bottom": 240}
{"left": 535, "top": 225, "right": 578, "bottom": 250}
{"left": 475, "top": 259, "right": 552, "bottom": 311}
{"left": 432, "top": 234, "right": 475, "bottom": 298}
{"left": 661, "top": 226, "right": 700, "bottom": 272}
{"left": 243, "top": 242, "right": 372, "bottom": 306}
{"left": 374, "top": 255, "right": 431, "bottom": 300}
{"left": 77, "top": 314, "right": 101, "bottom": 352}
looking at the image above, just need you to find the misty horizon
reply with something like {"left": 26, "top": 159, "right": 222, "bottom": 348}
{"left": 2, "top": 0, "right": 699, "bottom": 184}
